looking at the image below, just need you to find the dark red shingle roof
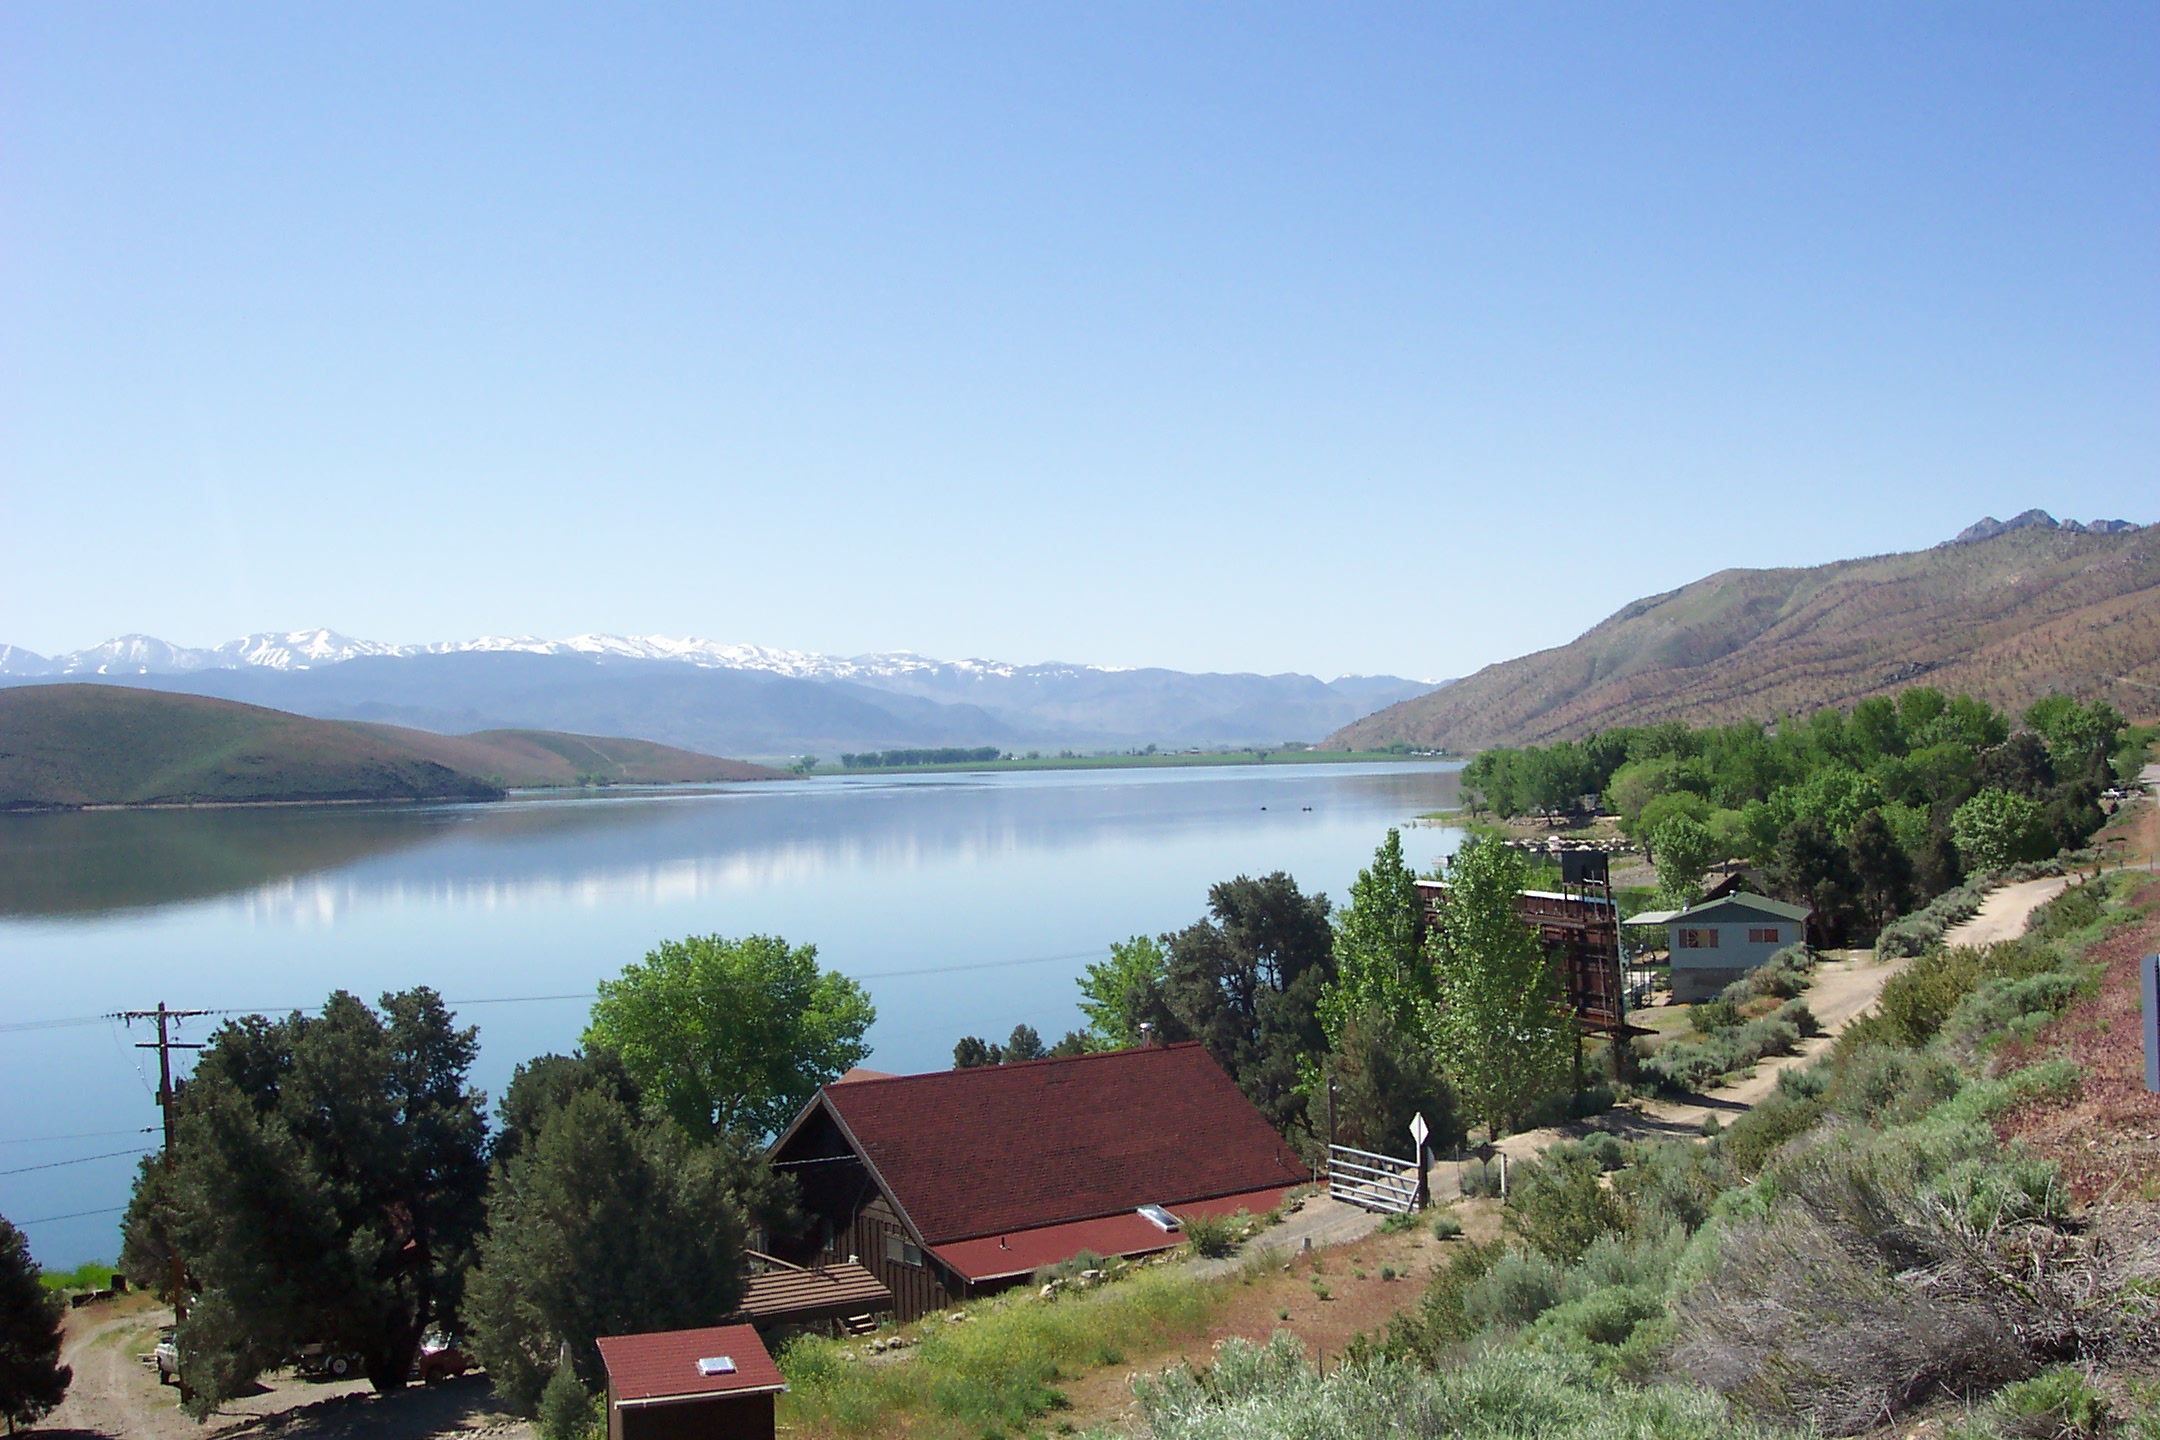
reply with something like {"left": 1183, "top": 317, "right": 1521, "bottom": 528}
{"left": 812, "top": 1042, "right": 1306, "bottom": 1244}
{"left": 595, "top": 1324, "right": 785, "bottom": 1402}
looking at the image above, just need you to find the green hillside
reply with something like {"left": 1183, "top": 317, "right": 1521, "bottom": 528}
{"left": 0, "top": 685, "right": 779, "bottom": 809}
{"left": 1329, "top": 522, "right": 2160, "bottom": 752}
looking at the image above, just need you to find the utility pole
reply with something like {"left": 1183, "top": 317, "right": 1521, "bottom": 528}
{"left": 115, "top": 1003, "right": 208, "bottom": 1400}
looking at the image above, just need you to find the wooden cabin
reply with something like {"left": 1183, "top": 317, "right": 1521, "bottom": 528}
{"left": 765, "top": 1042, "right": 1308, "bottom": 1320}
{"left": 596, "top": 1324, "right": 785, "bottom": 1440}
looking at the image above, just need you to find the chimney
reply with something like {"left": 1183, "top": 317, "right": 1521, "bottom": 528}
{"left": 1137, "top": 1022, "right": 1155, "bottom": 1048}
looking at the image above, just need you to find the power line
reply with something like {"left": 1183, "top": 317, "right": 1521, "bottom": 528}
{"left": 0, "top": 947, "right": 1118, "bottom": 1036}
{"left": 0, "top": 1146, "right": 156, "bottom": 1177}
{"left": 14, "top": 1205, "right": 129, "bottom": 1226}
{"left": 0, "top": 1127, "right": 156, "bottom": 1147}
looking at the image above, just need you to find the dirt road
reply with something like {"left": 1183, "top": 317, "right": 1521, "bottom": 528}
{"left": 1943, "top": 874, "right": 2073, "bottom": 948}
{"left": 31, "top": 1300, "right": 526, "bottom": 1440}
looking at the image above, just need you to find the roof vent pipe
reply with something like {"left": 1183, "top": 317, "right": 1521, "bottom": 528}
{"left": 1137, "top": 1022, "right": 1155, "bottom": 1048}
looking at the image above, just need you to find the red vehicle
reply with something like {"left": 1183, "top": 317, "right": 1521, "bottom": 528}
{"left": 412, "top": 1335, "right": 475, "bottom": 1383}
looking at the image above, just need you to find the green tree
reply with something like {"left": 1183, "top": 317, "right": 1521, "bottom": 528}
{"left": 128, "top": 990, "right": 490, "bottom": 1410}
{"left": 1768, "top": 816, "right": 1861, "bottom": 946}
{"left": 1846, "top": 808, "right": 1914, "bottom": 932}
{"left": 1950, "top": 787, "right": 2048, "bottom": 873}
{"left": 465, "top": 1089, "right": 750, "bottom": 1414}
{"left": 1426, "top": 838, "right": 1573, "bottom": 1139}
{"left": 1159, "top": 872, "right": 1337, "bottom": 1137}
{"left": 952, "top": 1035, "right": 1000, "bottom": 1068}
{"left": 1648, "top": 816, "right": 1718, "bottom": 910}
{"left": 0, "top": 1216, "right": 70, "bottom": 1433}
{"left": 1320, "top": 829, "right": 1429, "bottom": 1047}
{"left": 789, "top": 754, "right": 819, "bottom": 776}
{"left": 585, "top": 934, "right": 874, "bottom": 1139}
{"left": 1076, "top": 935, "right": 1168, "bottom": 1049}
{"left": 1002, "top": 1024, "right": 1047, "bottom": 1062}
{"left": 1324, "top": 1004, "right": 1463, "bottom": 1160}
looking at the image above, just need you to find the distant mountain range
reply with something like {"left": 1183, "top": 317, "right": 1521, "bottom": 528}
{"left": 0, "top": 632, "right": 1440, "bottom": 758}
{"left": 1329, "top": 511, "right": 2154, "bottom": 752}
{"left": 0, "top": 684, "right": 780, "bottom": 810}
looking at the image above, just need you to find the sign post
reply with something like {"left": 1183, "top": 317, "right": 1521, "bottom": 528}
{"left": 2143, "top": 954, "right": 2158, "bottom": 1095}
{"left": 1408, "top": 1112, "right": 1431, "bottom": 1210}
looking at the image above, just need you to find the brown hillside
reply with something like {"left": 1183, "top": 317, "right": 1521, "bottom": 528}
{"left": 370, "top": 726, "right": 781, "bottom": 785}
{"left": 0, "top": 684, "right": 779, "bottom": 809}
{"left": 1328, "top": 524, "right": 2160, "bottom": 751}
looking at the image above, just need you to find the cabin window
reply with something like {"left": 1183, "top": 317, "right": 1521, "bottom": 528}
{"left": 1748, "top": 927, "right": 1781, "bottom": 945}
{"left": 1677, "top": 928, "right": 1719, "bottom": 950}
{"left": 883, "top": 1233, "right": 923, "bottom": 1268}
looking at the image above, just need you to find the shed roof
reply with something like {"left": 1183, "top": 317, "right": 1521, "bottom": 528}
{"left": 780, "top": 1042, "right": 1305, "bottom": 1246}
{"left": 1661, "top": 892, "right": 1811, "bottom": 924}
{"left": 596, "top": 1325, "right": 785, "bottom": 1404}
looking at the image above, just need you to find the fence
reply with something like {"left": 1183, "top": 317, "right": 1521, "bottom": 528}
{"left": 1326, "top": 1142, "right": 1422, "bottom": 1215}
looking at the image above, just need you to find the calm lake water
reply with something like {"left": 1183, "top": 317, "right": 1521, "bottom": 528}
{"left": 0, "top": 761, "right": 1462, "bottom": 1268}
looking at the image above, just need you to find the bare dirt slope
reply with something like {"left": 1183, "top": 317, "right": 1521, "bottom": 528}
{"left": 1329, "top": 523, "right": 2160, "bottom": 752}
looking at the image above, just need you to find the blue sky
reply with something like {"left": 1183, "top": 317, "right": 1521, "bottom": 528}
{"left": 3, "top": 4, "right": 2153, "bottom": 680}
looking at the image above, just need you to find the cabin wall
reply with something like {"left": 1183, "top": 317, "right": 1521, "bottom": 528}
{"left": 619, "top": 1394, "right": 774, "bottom": 1440}
{"left": 826, "top": 1193, "right": 962, "bottom": 1322}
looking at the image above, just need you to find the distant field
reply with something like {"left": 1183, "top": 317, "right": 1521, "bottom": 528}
{"left": 0, "top": 685, "right": 779, "bottom": 809}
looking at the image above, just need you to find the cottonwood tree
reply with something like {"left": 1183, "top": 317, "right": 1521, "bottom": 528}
{"left": 585, "top": 934, "right": 874, "bottom": 1139}
{"left": 1426, "top": 838, "right": 1572, "bottom": 1139}
{"left": 1076, "top": 935, "right": 1170, "bottom": 1049}
{"left": 1649, "top": 816, "right": 1719, "bottom": 910}
{"left": 465, "top": 1088, "right": 750, "bottom": 1413}
{"left": 1950, "top": 787, "right": 2048, "bottom": 873}
{"left": 124, "top": 990, "right": 488, "bottom": 1412}
{"left": 0, "top": 1216, "right": 70, "bottom": 1433}
{"left": 1320, "top": 829, "right": 1429, "bottom": 1047}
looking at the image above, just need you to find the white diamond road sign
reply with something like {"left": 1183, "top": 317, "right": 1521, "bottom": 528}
{"left": 1408, "top": 1112, "right": 1430, "bottom": 1149}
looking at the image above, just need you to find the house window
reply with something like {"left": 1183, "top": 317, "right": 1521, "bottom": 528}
{"left": 1677, "top": 928, "right": 1719, "bottom": 950}
{"left": 1748, "top": 927, "right": 1781, "bottom": 945}
{"left": 883, "top": 1233, "right": 923, "bottom": 1268}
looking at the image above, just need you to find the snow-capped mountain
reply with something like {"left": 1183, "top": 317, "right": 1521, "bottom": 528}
{"left": 0, "top": 629, "right": 1443, "bottom": 756}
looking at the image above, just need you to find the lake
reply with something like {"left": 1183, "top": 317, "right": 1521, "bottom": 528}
{"left": 0, "top": 761, "right": 1462, "bottom": 1268}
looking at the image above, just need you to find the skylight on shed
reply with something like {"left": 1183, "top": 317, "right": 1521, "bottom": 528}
{"left": 696, "top": 1356, "right": 736, "bottom": 1377}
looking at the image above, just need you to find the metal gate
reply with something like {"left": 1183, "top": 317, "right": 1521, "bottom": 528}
{"left": 1327, "top": 1143, "right": 1420, "bottom": 1215}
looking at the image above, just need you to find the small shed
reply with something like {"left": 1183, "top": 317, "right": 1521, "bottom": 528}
{"left": 595, "top": 1324, "right": 786, "bottom": 1440}
{"left": 1656, "top": 892, "right": 1811, "bottom": 1001}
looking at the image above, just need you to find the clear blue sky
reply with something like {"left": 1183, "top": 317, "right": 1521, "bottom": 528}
{"left": 4, "top": 4, "right": 2153, "bottom": 680}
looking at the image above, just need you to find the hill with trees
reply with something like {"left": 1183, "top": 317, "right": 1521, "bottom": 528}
{"left": 0, "top": 685, "right": 778, "bottom": 809}
{"left": 1328, "top": 516, "right": 2157, "bottom": 752}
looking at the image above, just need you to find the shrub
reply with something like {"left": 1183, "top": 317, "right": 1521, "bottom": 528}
{"left": 1990, "top": 1367, "right": 2112, "bottom": 1438}
{"left": 1526, "top": 1285, "right": 1671, "bottom": 1374}
{"left": 1460, "top": 1158, "right": 1503, "bottom": 1197}
{"left": 1132, "top": 1333, "right": 1779, "bottom": 1440}
{"left": 1461, "top": 1247, "right": 1567, "bottom": 1331}
{"left": 1182, "top": 1212, "right": 1240, "bottom": 1259}
{"left": 538, "top": 1365, "right": 603, "bottom": 1440}
{"left": 1670, "top": 1206, "right": 2032, "bottom": 1434}
{"left": 1504, "top": 1152, "right": 1627, "bottom": 1265}
{"left": 1611, "top": 1141, "right": 1725, "bottom": 1234}
{"left": 1431, "top": 1213, "right": 1463, "bottom": 1241}
{"left": 1825, "top": 1044, "right": 1961, "bottom": 1125}
{"left": 1689, "top": 999, "right": 1741, "bottom": 1035}
{"left": 1720, "top": 945, "right": 1817, "bottom": 1005}
{"left": 1717, "top": 1089, "right": 1826, "bottom": 1178}
{"left": 1875, "top": 881, "right": 1988, "bottom": 960}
